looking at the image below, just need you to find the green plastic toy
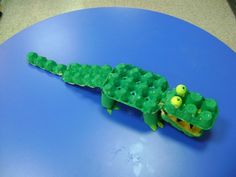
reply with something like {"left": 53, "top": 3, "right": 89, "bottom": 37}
{"left": 27, "top": 52, "right": 218, "bottom": 137}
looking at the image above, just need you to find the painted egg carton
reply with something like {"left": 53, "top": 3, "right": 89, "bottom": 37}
{"left": 163, "top": 89, "right": 218, "bottom": 130}
{"left": 103, "top": 64, "right": 169, "bottom": 114}
{"left": 63, "top": 64, "right": 112, "bottom": 88}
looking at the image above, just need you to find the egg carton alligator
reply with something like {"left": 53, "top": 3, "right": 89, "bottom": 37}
{"left": 27, "top": 52, "right": 218, "bottom": 137}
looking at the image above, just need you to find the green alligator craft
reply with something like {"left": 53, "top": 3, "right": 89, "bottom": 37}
{"left": 27, "top": 52, "right": 218, "bottom": 137}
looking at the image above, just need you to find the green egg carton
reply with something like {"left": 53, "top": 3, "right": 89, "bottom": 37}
{"left": 102, "top": 64, "right": 168, "bottom": 113}
{"left": 63, "top": 64, "right": 112, "bottom": 88}
{"left": 27, "top": 52, "right": 219, "bottom": 138}
{"left": 161, "top": 89, "right": 218, "bottom": 137}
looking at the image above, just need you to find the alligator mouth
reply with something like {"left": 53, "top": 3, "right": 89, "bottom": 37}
{"left": 161, "top": 110, "right": 202, "bottom": 137}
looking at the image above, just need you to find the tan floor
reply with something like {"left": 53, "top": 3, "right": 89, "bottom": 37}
{"left": 0, "top": 0, "right": 236, "bottom": 52}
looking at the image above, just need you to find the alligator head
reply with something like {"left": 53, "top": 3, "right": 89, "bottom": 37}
{"left": 160, "top": 84, "right": 218, "bottom": 137}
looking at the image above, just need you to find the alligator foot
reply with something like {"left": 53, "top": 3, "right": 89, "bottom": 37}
{"left": 106, "top": 105, "right": 120, "bottom": 115}
{"left": 102, "top": 93, "right": 119, "bottom": 115}
{"left": 157, "top": 121, "right": 164, "bottom": 128}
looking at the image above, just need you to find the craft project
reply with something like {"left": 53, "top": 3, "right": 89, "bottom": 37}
{"left": 27, "top": 52, "right": 218, "bottom": 137}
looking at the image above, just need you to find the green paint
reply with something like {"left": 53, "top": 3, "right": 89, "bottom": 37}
{"left": 27, "top": 52, "right": 218, "bottom": 137}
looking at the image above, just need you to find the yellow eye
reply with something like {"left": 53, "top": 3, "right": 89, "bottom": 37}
{"left": 176, "top": 84, "right": 187, "bottom": 97}
{"left": 171, "top": 96, "right": 182, "bottom": 108}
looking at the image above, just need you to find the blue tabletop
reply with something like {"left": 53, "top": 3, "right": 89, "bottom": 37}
{"left": 0, "top": 7, "right": 236, "bottom": 177}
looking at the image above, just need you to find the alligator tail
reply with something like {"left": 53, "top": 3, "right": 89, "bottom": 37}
{"left": 27, "top": 52, "right": 67, "bottom": 76}
{"left": 27, "top": 52, "right": 113, "bottom": 89}
{"left": 62, "top": 62, "right": 113, "bottom": 89}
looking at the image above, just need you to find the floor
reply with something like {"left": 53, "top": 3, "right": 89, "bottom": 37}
{"left": 0, "top": 0, "right": 236, "bottom": 51}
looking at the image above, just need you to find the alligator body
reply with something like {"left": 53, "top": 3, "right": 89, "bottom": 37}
{"left": 27, "top": 52, "right": 218, "bottom": 137}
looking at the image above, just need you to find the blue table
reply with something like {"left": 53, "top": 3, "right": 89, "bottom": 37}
{"left": 0, "top": 7, "right": 235, "bottom": 177}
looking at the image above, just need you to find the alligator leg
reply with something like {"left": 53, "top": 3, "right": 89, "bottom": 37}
{"left": 143, "top": 112, "right": 164, "bottom": 131}
{"left": 157, "top": 111, "right": 165, "bottom": 128}
{"left": 143, "top": 113, "right": 158, "bottom": 131}
{"left": 157, "top": 121, "right": 164, "bottom": 128}
{"left": 101, "top": 92, "right": 117, "bottom": 114}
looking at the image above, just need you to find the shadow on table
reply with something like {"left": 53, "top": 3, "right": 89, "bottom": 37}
{"left": 31, "top": 65, "right": 150, "bottom": 133}
{"left": 103, "top": 102, "right": 152, "bottom": 133}
{"left": 65, "top": 83, "right": 151, "bottom": 133}
{"left": 66, "top": 83, "right": 228, "bottom": 151}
